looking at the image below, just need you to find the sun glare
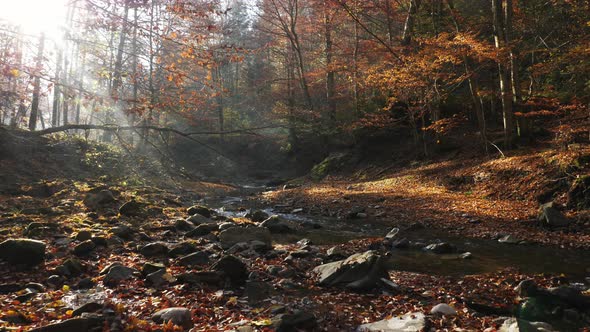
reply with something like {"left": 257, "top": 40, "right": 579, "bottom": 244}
{"left": 0, "top": 0, "right": 68, "bottom": 43}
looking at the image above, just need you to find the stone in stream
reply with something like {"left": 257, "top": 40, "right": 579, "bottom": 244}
{"left": 246, "top": 209, "right": 269, "bottom": 222}
{"left": 218, "top": 226, "right": 272, "bottom": 249}
{"left": 384, "top": 227, "right": 399, "bottom": 239}
{"left": 312, "top": 250, "right": 390, "bottom": 291}
{"left": 356, "top": 312, "right": 426, "bottom": 332}
{"left": 187, "top": 205, "right": 213, "bottom": 218}
{"left": 499, "top": 318, "right": 556, "bottom": 332}
{"left": 0, "top": 238, "right": 45, "bottom": 266}
{"left": 103, "top": 265, "right": 137, "bottom": 286}
{"left": 537, "top": 202, "right": 570, "bottom": 227}
{"left": 168, "top": 241, "right": 198, "bottom": 257}
{"left": 498, "top": 234, "right": 521, "bottom": 244}
{"left": 186, "top": 214, "right": 214, "bottom": 225}
{"left": 423, "top": 242, "right": 456, "bottom": 254}
{"left": 142, "top": 262, "right": 166, "bottom": 276}
{"left": 152, "top": 307, "right": 193, "bottom": 329}
{"left": 174, "top": 218, "right": 195, "bottom": 231}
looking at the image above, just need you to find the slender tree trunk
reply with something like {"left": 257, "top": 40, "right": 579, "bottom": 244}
{"left": 29, "top": 33, "right": 45, "bottom": 131}
{"left": 52, "top": 50, "right": 62, "bottom": 127}
{"left": 324, "top": 0, "right": 336, "bottom": 126}
{"left": 401, "top": 0, "right": 421, "bottom": 46}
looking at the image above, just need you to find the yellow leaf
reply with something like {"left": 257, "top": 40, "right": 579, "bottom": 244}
{"left": 62, "top": 285, "right": 70, "bottom": 292}
{"left": 251, "top": 318, "right": 273, "bottom": 326}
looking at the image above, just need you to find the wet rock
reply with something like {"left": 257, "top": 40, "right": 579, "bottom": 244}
{"left": 356, "top": 312, "right": 426, "bottom": 332}
{"left": 460, "top": 252, "right": 473, "bottom": 259}
{"left": 212, "top": 255, "right": 248, "bottom": 286}
{"left": 259, "top": 216, "right": 295, "bottom": 233}
{"left": 152, "top": 307, "right": 193, "bottom": 329}
{"left": 119, "top": 200, "right": 144, "bottom": 216}
{"left": 185, "top": 223, "right": 219, "bottom": 237}
{"left": 73, "top": 240, "right": 96, "bottom": 256}
{"left": 219, "top": 226, "right": 272, "bottom": 249}
{"left": 499, "top": 318, "right": 556, "bottom": 332}
{"left": 47, "top": 275, "right": 63, "bottom": 287}
{"left": 246, "top": 209, "right": 270, "bottom": 222}
{"left": 0, "top": 238, "right": 45, "bottom": 266}
{"left": 103, "top": 265, "right": 137, "bottom": 286}
{"left": 498, "top": 234, "right": 521, "bottom": 244}
{"left": 187, "top": 205, "right": 213, "bottom": 218}
{"left": 83, "top": 189, "right": 116, "bottom": 210}
{"left": 179, "top": 251, "right": 210, "bottom": 267}
{"left": 312, "top": 250, "right": 390, "bottom": 290}
{"left": 218, "top": 221, "right": 236, "bottom": 231}
{"left": 140, "top": 242, "right": 169, "bottom": 257}
{"left": 168, "top": 241, "right": 198, "bottom": 257}
{"left": 431, "top": 303, "right": 457, "bottom": 316}
{"left": 385, "top": 227, "right": 399, "bottom": 239}
{"left": 538, "top": 202, "right": 570, "bottom": 227}
{"left": 29, "top": 314, "right": 105, "bottom": 332}
{"left": 423, "top": 242, "right": 456, "bottom": 254}
{"left": 391, "top": 238, "right": 410, "bottom": 249}
{"left": 272, "top": 311, "right": 317, "bottom": 332}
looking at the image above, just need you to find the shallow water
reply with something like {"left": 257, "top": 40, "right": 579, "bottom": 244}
{"left": 208, "top": 194, "right": 590, "bottom": 282}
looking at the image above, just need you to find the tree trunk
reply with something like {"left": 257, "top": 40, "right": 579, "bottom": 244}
{"left": 28, "top": 33, "right": 45, "bottom": 131}
{"left": 401, "top": 0, "right": 421, "bottom": 46}
{"left": 324, "top": 0, "right": 336, "bottom": 126}
{"left": 52, "top": 50, "right": 62, "bottom": 127}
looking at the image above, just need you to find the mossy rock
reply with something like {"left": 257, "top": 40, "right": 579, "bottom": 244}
{"left": 310, "top": 153, "right": 348, "bottom": 181}
{"left": 567, "top": 175, "right": 590, "bottom": 210}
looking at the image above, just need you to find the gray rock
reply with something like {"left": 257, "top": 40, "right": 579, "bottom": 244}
{"left": 259, "top": 216, "right": 295, "bottom": 233}
{"left": 142, "top": 262, "right": 166, "bottom": 276}
{"left": 0, "top": 238, "right": 45, "bottom": 266}
{"left": 245, "top": 281, "right": 273, "bottom": 305}
{"left": 538, "top": 202, "right": 570, "bottom": 227}
{"left": 83, "top": 190, "right": 115, "bottom": 210}
{"left": 246, "top": 209, "right": 270, "bottom": 222}
{"left": 186, "top": 214, "right": 213, "bottom": 225}
{"left": 103, "top": 265, "right": 136, "bottom": 286}
{"left": 140, "top": 242, "right": 169, "bottom": 257}
{"left": 431, "top": 303, "right": 457, "bottom": 316}
{"left": 498, "top": 234, "right": 521, "bottom": 244}
{"left": 212, "top": 255, "right": 249, "bottom": 286}
{"left": 185, "top": 223, "right": 219, "bottom": 237}
{"left": 29, "top": 315, "right": 105, "bottom": 332}
{"left": 119, "top": 200, "right": 144, "bottom": 216}
{"left": 75, "top": 230, "right": 93, "bottom": 241}
{"left": 312, "top": 250, "right": 390, "bottom": 290}
{"left": 273, "top": 311, "right": 317, "bottom": 332}
{"left": 152, "top": 307, "right": 193, "bottom": 329}
{"left": 73, "top": 240, "right": 96, "bottom": 256}
{"left": 385, "top": 227, "right": 399, "bottom": 239}
{"left": 460, "top": 252, "right": 473, "bottom": 259}
{"left": 176, "top": 271, "right": 224, "bottom": 286}
{"left": 111, "top": 225, "right": 133, "bottom": 239}
{"left": 187, "top": 205, "right": 212, "bottom": 218}
{"left": 174, "top": 219, "right": 195, "bottom": 231}
{"left": 356, "top": 312, "right": 426, "bottom": 332}
{"left": 218, "top": 221, "right": 236, "bottom": 231}
{"left": 499, "top": 318, "right": 556, "bottom": 332}
{"left": 168, "top": 241, "right": 197, "bottom": 257}
{"left": 218, "top": 226, "right": 272, "bottom": 248}
{"left": 179, "top": 251, "right": 210, "bottom": 267}
{"left": 326, "top": 246, "right": 344, "bottom": 257}
{"left": 146, "top": 269, "right": 169, "bottom": 286}
{"left": 423, "top": 242, "right": 456, "bottom": 254}
{"left": 56, "top": 258, "right": 84, "bottom": 277}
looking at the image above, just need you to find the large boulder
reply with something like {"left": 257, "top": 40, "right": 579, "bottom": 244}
{"left": 312, "top": 250, "right": 390, "bottom": 290}
{"left": 218, "top": 226, "right": 272, "bottom": 249}
{"left": 187, "top": 205, "right": 213, "bottom": 218}
{"left": 0, "top": 238, "right": 45, "bottom": 266}
{"left": 537, "top": 202, "right": 570, "bottom": 227}
{"left": 356, "top": 312, "right": 426, "bottom": 332}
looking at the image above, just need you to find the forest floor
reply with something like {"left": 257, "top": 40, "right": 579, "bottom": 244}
{"left": 0, "top": 126, "right": 589, "bottom": 331}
